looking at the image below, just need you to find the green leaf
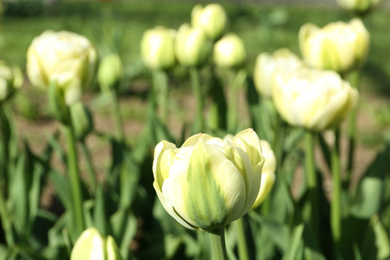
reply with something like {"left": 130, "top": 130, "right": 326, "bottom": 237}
{"left": 283, "top": 223, "right": 304, "bottom": 260}
{"left": 93, "top": 185, "right": 108, "bottom": 236}
{"left": 371, "top": 215, "right": 390, "bottom": 260}
{"left": 351, "top": 147, "right": 388, "bottom": 219}
{"left": 48, "top": 169, "right": 71, "bottom": 211}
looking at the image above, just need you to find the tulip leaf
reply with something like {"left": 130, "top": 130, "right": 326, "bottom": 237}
{"left": 350, "top": 146, "right": 388, "bottom": 219}
{"left": 48, "top": 169, "right": 71, "bottom": 211}
{"left": 93, "top": 184, "right": 108, "bottom": 236}
{"left": 8, "top": 149, "right": 29, "bottom": 236}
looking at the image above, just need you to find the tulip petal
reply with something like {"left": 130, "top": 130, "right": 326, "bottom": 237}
{"left": 163, "top": 141, "right": 246, "bottom": 231}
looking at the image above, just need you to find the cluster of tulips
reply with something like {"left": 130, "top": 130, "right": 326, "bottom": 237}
{"left": 0, "top": 0, "right": 389, "bottom": 259}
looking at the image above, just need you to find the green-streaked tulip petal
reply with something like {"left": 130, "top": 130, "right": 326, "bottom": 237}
{"left": 252, "top": 171, "right": 275, "bottom": 209}
{"left": 163, "top": 141, "right": 246, "bottom": 231}
{"left": 234, "top": 129, "right": 263, "bottom": 168}
{"left": 153, "top": 181, "right": 197, "bottom": 230}
{"left": 152, "top": 141, "right": 177, "bottom": 191}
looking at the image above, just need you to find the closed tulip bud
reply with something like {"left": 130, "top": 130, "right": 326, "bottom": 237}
{"left": 213, "top": 33, "right": 246, "bottom": 68}
{"left": 70, "top": 102, "right": 93, "bottom": 141}
{"left": 0, "top": 61, "right": 23, "bottom": 103}
{"left": 253, "top": 48, "right": 304, "bottom": 98}
{"left": 252, "top": 140, "right": 276, "bottom": 209}
{"left": 299, "top": 19, "right": 369, "bottom": 74}
{"left": 272, "top": 67, "right": 359, "bottom": 131}
{"left": 27, "top": 30, "right": 97, "bottom": 105}
{"left": 153, "top": 129, "right": 264, "bottom": 233}
{"left": 191, "top": 3, "right": 227, "bottom": 41}
{"left": 97, "top": 53, "right": 124, "bottom": 91}
{"left": 175, "top": 23, "right": 212, "bottom": 67}
{"left": 337, "top": 0, "right": 382, "bottom": 14}
{"left": 71, "top": 228, "right": 121, "bottom": 260}
{"left": 140, "top": 26, "right": 176, "bottom": 71}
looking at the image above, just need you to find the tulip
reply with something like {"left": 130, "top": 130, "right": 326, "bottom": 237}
{"left": 252, "top": 140, "right": 276, "bottom": 209}
{"left": 70, "top": 228, "right": 121, "bottom": 260}
{"left": 191, "top": 3, "right": 227, "bottom": 41}
{"left": 0, "top": 61, "right": 23, "bottom": 103}
{"left": 175, "top": 23, "right": 212, "bottom": 67}
{"left": 253, "top": 48, "right": 304, "bottom": 98}
{"left": 26, "top": 30, "right": 97, "bottom": 105}
{"left": 337, "top": 0, "right": 382, "bottom": 14}
{"left": 213, "top": 33, "right": 246, "bottom": 69}
{"left": 153, "top": 129, "right": 264, "bottom": 233}
{"left": 299, "top": 18, "right": 369, "bottom": 74}
{"left": 140, "top": 26, "right": 176, "bottom": 71}
{"left": 272, "top": 67, "right": 358, "bottom": 131}
{"left": 97, "top": 53, "right": 124, "bottom": 92}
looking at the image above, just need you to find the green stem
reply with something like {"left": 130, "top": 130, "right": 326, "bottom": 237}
{"left": 235, "top": 217, "right": 249, "bottom": 260}
{"left": 153, "top": 70, "right": 169, "bottom": 126}
{"left": 65, "top": 111, "right": 85, "bottom": 237}
{"left": 190, "top": 67, "right": 204, "bottom": 133}
{"left": 305, "top": 130, "right": 318, "bottom": 238}
{"left": 228, "top": 69, "right": 247, "bottom": 133}
{"left": 80, "top": 140, "right": 97, "bottom": 193}
{"left": 209, "top": 228, "right": 228, "bottom": 260}
{"left": 346, "top": 70, "right": 360, "bottom": 183}
{"left": 111, "top": 89, "right": 124, "bottom": 142}
{"left": 331, "top": 129, "right": 341, "bottom": 256}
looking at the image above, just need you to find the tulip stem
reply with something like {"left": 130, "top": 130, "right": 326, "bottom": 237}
{"left": 80, "top": 140, "right": 97, "bottom": 193}
{"left": 65, "top": 111, "right": 85, "bottom": 237}
{"left": 331, "top": 129, "right": 341, "bottom": 257}
{"left": 209, "top": 228, "right": 228, "bottom": 260}
{"left": 346, "top": 70, "right": 360, "bottom": 184}
{"left": 235, "top": 217, "right": 249, "bottom": 260}
{"left": 111, "top": 88, "right": 125, "bottom": 142}
{"left": 190, "top": 67, "right": 204, "bottom": 133}
{"left": 305, "top": 130, "right": 318, "bottom": 238}
{"left": 228, "top": 69, "right": 247, "bottom": 133}
{"left": 153, "top": 70, "right": 169, "bottom": 126}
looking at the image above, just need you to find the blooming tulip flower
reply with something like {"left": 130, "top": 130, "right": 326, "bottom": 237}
{"left": 252, "top": 140, "right": 276, "bottom": 209}
{"left": 153, "top": 129, "right": 264, "bottom": 233}
{"left": 213, "top": 33, "right": 246, "bottom": 69}
{"left": 272, "top": 67, "right": 358, "bottom": 131}
{"left": 299, "top": 18, "right": 369, "bottom": 74}
{"left": 0, "top": 61, "right": 23, "bottom": 103}
{"left": 140, "top": 26, "right": 176, "bottom": 71}
{"left": 253, "top": 48, "right": 304, "bottom": 98}
{"left": 337, "top": 0, "right": 382, "bottom": 13}
{"left": 175, "top": 23, "right": 212, "bottom": 67}
{"left": 71, "top": 228, "right": 121, "bottom": 260}
{"left": 191, "top": 3, "right": 227, "bottom": 41}
{"left": 26, "top": 30, "right": 97, "bottom": 105}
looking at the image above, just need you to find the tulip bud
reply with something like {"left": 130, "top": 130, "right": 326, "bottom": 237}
{"left": 175, "top": 23, "right": 212, "bottom": 67}
{"left": 26, "top": 30, "right": 97, "bottom": 105}
{"left": 299, "top": 19, "right": 369, "bottom": 74}
{"left": 252, "top": 140, "right": 276, "bottom": 209}
{"left": 140, "top": 26, "right": 176, "bottom": 71}
{"left": 71, "top": 228, "right": 121, "bottom": 260}
{"left": 337, "top": 0, "right": 382, "bottom": 14}
{"left": 272, "top": 67, "right": 359, "bottom": 131}
{"left": 153, "top": 129, "right": 264, "bottom": 233}
{"left": 191, "top": 3, "right": 228, "bottom": 41}
{"left": 253, "top": 48, "right": 303, "bottom": 98}
{"left": 97, "top": 53, "right": 124, "bottom": 92}
{"left": 0, "top": 61, "right": 23, "bottom": 103}
{"left": 70, "top": 102, "right": 93, "bottom": 141}
{"left": 213, "top": 33, "right": 246, "bottom": 68}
